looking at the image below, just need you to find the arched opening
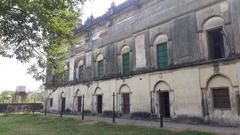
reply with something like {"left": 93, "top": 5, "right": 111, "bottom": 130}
{"left": 94, "top": 87, "right": 103, "bottom": 114}
{"left": 96, "top": 53, "right": 104, "bottom": 79}
{"left": 120, "top": 46, "right": 131, "bottom": 74}
{"left": 60, "top": 92, "right": 66, "bottom": 112}
{"left": 204, "top": 74, "right": 239, "bottom": 120}
{"left": 153, "top": 81, "right": 172, "bottom": 118}
{"left": 119, "top": 85, "right": 131, "bottom": 114}
{"left": 74, "top": 89, "right": 82, "bottom": 113}
{"left": 77, "top": 60, "right": 84, "bottom": 82}
{"left": 153, "top": 34, "right": 169, "bottom": 70}
{"left": 63, "top": 64, "right": 69, "bottom": 85}
{"left": 48, "top": 93, "right": 53, "bottom": 108}
{"left": 206, "top": 75, "right": 232, "bottom": 110}
{"left": 202, "top": 17, "right": 226, "bottom": 60}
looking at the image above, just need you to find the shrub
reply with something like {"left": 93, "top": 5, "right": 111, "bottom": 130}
{"left": 65, "top": 108, "right": 72, "bottom": 114}
{"left": 102, "top": 110, "right": 113, "bottom": 117}
{"left": 83, "top": 110, "right": 92, "bottom": 116}
{"left": 130, "top": 112, "right": 152, "bottom": 120}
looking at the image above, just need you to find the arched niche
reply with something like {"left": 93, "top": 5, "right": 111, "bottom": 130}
{"left": 154, "top": 81, "right": 171, "bottom": 92}
{"left": 206, "top": 74, "right": 232, "bottom": 89}
{"left": 119, "top": 85, "right": 131, "bottom": 93}
{"left": 75, "top": 89, "right": 82, "bottom": 97}
{"left": 153, "top": 34, "right": 168, "bottom": 46}
{"left": 60, "top": 92, "right": 66, "bottom": 98}
{"left": 94, "top": 87, "right": 103, "bottom": 95}
{"left": 120, "top": 45, "right": 130, "bottom": 55}
{"left": 203, "top": 74, "right": 238, "bottom": 120}
{"left": 77, "top": 60, "right": 84, "bottom": 67}
{"left": 203, "top": 17, "right": 224, "bottom": 31}
{"left": 96, "top": 53, "right": 104, "bottom": 61}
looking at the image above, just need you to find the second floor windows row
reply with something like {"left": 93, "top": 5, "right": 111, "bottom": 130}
{"left": 72, "top": 16, "right": 229, "bottom": 82}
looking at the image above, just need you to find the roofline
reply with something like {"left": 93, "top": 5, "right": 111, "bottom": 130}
{"left": 74, "top": 0, "right": 140, "bottom": 35}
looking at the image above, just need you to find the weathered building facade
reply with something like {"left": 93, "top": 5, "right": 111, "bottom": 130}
{"left": 46, "top": 0, "right": 240, "bottom": 125}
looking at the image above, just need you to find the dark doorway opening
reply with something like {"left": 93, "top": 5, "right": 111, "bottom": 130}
{"left": 97, "top": 95, "right": 103, "bottom": 114}
{"left": 237, "top": 94, "right": 240, "bottom": 115}
{"left": 159, "top": 92, "right": 170, "bottom": 118}
{"left": 122, "top": 93, "right": 130, "bottom": 114}
{"left": 207, "top": 27, "right": 225, "bottom": 60}
{"left": 77, "top": 96, "right": 82, "bottom": 112}
{"left": 61, "top": 97, "right": 66, "bottom": 112}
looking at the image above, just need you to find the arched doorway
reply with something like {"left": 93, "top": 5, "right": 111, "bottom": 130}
{"left": 94, "top": 88, "right": 103, "bottom": 114}
{"left": 119, "top": 85, "right": 131, "bottom": 114}
{"left": 59, "top": 92, "right": 66, "bottom": 112}
{"left": 153, "top": 81, "right": 172, "bottom": 118}
{"left": 74, "top": 89, "right": 82, "bottom": 113}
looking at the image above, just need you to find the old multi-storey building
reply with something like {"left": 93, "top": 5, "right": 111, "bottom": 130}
{"left": 46, "top": 0, "right": 240, "bottom": 125}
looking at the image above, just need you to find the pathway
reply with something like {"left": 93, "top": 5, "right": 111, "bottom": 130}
{"left": 43, "top": 113, "right": 240, "bottom": 135}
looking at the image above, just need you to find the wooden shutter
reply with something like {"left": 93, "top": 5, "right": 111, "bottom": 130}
{"left": 98, "top": 60, "right": 104, "bottom": 79}
{"left": 78, "top": 65, "right": 84, "bottom": 82}
{"left": 123, "top": 53, "right": 130, "bottom": 74}
{"left": 157, "top": 43, "right": 168, "bottom": 69}
{"left": 212, "top": 88, "right": 231, "bottom": 109}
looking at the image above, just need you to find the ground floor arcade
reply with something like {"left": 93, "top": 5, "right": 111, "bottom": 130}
{"left": 46, "top": 60, "right": 240, "bottom": 125}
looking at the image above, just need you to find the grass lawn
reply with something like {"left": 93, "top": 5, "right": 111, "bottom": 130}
{"left": 0, "top": 114, "right": 215, "bottom": 135}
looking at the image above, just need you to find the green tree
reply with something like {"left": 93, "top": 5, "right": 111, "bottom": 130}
{"left": 0, "top": 91, "right": 14, "bottom": 103}
{"left": 26, "top": 90, "right": 45, "bottom": 103}
{"left": 0, "top": 0, "right": 87, "bottom": 83}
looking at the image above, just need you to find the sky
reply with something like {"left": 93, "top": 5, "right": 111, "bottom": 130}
{"left": 0, "top": 0, "right": 126, "bottom": 92}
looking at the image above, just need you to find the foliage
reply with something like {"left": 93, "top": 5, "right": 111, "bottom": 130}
{"left": 0, "top": 0, "right": 87, "bottom": 83}
{"left": 0, "top": 90, "right": 14, "bottom": 103}
{"left": 26, "top": 90, "right": 45, "bottom": 103}
{"left": 0, "top": 114, "right": 216, "bottom": 135}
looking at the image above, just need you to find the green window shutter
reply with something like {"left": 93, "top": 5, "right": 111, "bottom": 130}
{"left": 98, "top": 60, "right": 104, "bottom": 79}
{"left": 157, "top": 43, "right": 168, "bottom": 69}
{"left": 122, "top": 53, "right": 130, "bottom": 74}
{"left": 78, "top": 65, "right": 84, "bottom": 82}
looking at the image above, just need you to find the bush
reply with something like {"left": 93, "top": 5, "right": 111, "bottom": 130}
{"left": 65, "top": 108, "right": 71, "bottom": 114}
{"left": 130, "top": 112, "right": 152, "bottom": 120}
{"left": 83, "top": 110, "right": 92, "bottom": 116}
{"left": 102, "top": 110, "right": 113, "bottom": 117}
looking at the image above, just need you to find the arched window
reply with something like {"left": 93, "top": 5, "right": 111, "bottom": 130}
{"left": 77, "top": 60, "right": 84, "bottom": 82}
{"left": 154, "top": 35, "right": 168, "bottom": 69}
{"left": 63, "top": 64, "right": 69, "bottom": 85}
{"left": 207, "top": 75, "right": 232, "bottom": 109}
{"left": 203, "top": 17, "right": 225, "bottom": 60}
{"left": 96, "top": 53, "right": 104, "bottom": 79}
{"left": 78, "top": 65, "right": 84, "bottom": 82}
{"left": 121, "top": 46, "right": 131, "bottom": 74}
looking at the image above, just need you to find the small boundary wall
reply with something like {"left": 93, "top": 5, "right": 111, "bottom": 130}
{"left": 0, "top": 103, "right": 43, "bottom": 113}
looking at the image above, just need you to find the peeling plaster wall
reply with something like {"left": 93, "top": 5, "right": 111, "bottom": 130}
{"left": 45, "top": 0, "right": 240, "bottom": 125}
